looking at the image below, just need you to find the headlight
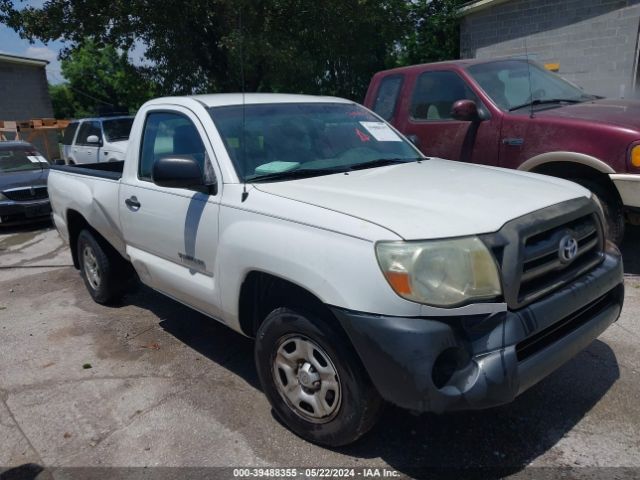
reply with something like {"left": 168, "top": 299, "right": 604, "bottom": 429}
{"left": 375, "top": 236, "right": 502, "bottom": 307}
{"left": 0, "top": 192, "right": 7, "bottom": 201}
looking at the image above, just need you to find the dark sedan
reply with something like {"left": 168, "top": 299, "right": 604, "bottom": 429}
{"left": 0, "top": 141, "right": 51, "bottom": 226}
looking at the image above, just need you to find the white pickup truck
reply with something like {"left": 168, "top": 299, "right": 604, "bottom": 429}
{"left": 48, "top": 94, "right": 624, "bottom": 446}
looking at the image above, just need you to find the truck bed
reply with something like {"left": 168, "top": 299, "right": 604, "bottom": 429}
{"left": 51, "top": 161, "right": 124, "bottom": 180}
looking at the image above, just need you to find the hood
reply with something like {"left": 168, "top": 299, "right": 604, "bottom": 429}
{"left": 0, "top": 168, "right": 49, "bottom": 191}
{"left": 537, "top": 98, "right": 640, "bottom": 130}
{"left": 255, "top": 159, "right": 589, "bottom": 240}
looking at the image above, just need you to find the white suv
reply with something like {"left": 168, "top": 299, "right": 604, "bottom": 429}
{"left": 61, "top": 116, "right": 133, "bottom": 164}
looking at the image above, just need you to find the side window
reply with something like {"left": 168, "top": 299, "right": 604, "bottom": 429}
{"left": 372, "top": 75, "right": 403, "bottom": 121}
{"left": 411, "top": 71, "right": 479, "bottom": 121}
{"left": 76, "top": 121, "right": 102, "bottom": 145}
{"left": 139, "top": 111, "right": 206, "bottom": 181}
{"left": 62, "top": 122, "right": 79, "bottom": 145}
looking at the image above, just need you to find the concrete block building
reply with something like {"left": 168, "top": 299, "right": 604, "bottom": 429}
{"left": 0, "top": 53, "right": 56, "bottom": 157}
{"left": 460, "top": 0, "right": 640, "bottom": 98}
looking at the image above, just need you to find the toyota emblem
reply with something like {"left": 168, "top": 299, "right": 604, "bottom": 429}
{"left": 558, "top": 234, "right": 578, "bottom": 263}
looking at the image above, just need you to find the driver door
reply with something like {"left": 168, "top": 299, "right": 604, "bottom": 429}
{"left": 119, "top": 107, "right": 223, "bottom": 318}
{"left": 73, "top": 121, "right": 102, "bottom": 164}
{"left": 397, "top": 70, "right": 501, "bottom": 166}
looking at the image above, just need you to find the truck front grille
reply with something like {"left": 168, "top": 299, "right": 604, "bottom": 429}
{"left": 481, "top": 197, "right": 605, "bottom": 310}
{"left": 2, "top": 186, "right": 48, "bottom": 201}
{"left": 517, "top": 213, "right": 603, "bottom": 305}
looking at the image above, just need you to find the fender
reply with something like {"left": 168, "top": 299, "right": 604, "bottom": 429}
{"left": 518, "top": 152, "right": 616, "bottom": 174}
{"left": 215, "top": 201, "right": 423, "bottom": 333}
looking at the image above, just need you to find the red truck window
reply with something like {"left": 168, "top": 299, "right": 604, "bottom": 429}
{"left": 372, "top": 75, "right": 403, "bottom": 121}
{"left": 411, "top": 71, "right": 478, "bottom": 121}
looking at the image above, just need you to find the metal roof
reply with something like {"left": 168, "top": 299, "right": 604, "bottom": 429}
{"left": 0, "top": 52, "right": 49, "bottom": 67}
{"left": 460, "top": 0, "right": 512, "bottom": 16}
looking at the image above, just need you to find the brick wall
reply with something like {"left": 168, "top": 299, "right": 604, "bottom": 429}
{"left": 460, "top": 0, "right": 640, "bottom": 98}
{"left": 0, "top": 61, "right": 58, "bottom": 159}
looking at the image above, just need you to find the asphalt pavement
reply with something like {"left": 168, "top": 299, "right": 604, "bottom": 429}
{"left": 1, "top": 222, "right": 639, "bottom": 479}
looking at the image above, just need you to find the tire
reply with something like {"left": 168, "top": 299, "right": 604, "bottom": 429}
{"left": 77, "top": 229, "right": 132, "bottom": 304}
{"left": 255, "top": 307, "right": 382, "bottom": 447}
{"left": 569, "top": 178, "right": 625, "bottom": 245}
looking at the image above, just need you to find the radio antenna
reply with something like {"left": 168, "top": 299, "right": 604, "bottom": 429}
{"left": 239, "top": 6, "right": 249, "bottom": 202}
{"left": 524, "top": 38, "right": 535, "bottom": 119}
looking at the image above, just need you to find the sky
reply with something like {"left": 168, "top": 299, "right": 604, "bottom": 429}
{"left": 0, "top": 1, "right": 146, "bottom": 85}
{"left": 0, "top": 24, "right": 65, "bottom": 83}
{"left": 0, "top": 0, "right": 65, "bottom": 84}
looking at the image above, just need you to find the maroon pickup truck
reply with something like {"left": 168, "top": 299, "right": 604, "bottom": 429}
{"left": 364, "top": 58, "right": 640, "bottom": 244}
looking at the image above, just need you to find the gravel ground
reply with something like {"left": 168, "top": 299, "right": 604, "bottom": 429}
{"left": 0, "top": 221, "right": 639, "bottom": 479}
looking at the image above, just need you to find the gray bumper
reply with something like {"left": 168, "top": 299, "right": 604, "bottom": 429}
{"left": 0, "top": 199, "right": 51, "bottom": 225}
{"left": 332, "top": 251, "right": 624, "bottom": 413}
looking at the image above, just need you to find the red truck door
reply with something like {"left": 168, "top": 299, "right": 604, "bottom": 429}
{"left": 378, "top": 70, "right": 502, "bottom": 165}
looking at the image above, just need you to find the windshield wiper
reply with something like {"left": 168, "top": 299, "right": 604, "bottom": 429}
{"left": 248, "top": 158, "right": 421, "bottom": 182}
{"left": 248, "top": 167, "right": 347, "bottom": 183}
{"left": 347, "top": 157, "right": 421, "bottom": 171}
{"left": 508, "top": 98, "right": 583, "bottom": 112}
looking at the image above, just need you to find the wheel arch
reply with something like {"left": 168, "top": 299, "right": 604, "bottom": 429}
{"left": 66, "top": 209, "right": 89, "bottom": 269}
{"left": 519, "top": 152, "right": 616, "bottom": 175}
{"left": 520, "top": 152, "right": 621, "bottom": 203}
{"left": 66, "top": 209, "right": 124, "bottom": 270}
{"left": 238, "top": 270, "right": 341, "bottom": 338}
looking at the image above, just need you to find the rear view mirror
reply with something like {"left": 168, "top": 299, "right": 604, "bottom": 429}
{"left": 451, "top": 100, "right": 481, "bottom": 122}
{"left": 86, "top": 134, "right": 101, "bottom": 144}
{"left": 152, "top": 156, "right": 205, "bottom": 189}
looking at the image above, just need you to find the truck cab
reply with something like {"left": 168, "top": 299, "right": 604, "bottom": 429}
{"left": 364, "top": 58, "right": 640, "bottom": 244}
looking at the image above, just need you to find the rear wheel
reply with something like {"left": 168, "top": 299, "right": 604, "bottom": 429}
{"left": 569, "top": 178, "right": 625, "bottom": 245}
{"left": 77, "top": 229, "right": 134, "bottom": 304}
{"left": 255, "top": 307, "right": 382, "bottom": 447}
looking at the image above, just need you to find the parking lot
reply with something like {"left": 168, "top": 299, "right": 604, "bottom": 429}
{"left": 1, "top": 222, "right": 640, "bottom": 478}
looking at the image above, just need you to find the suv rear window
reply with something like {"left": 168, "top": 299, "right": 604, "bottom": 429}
{"left": 62, "top": 122, "right": 79, "bottom": 145}
{"left": 372, "top": 75, "right": 403, "bottom": 121}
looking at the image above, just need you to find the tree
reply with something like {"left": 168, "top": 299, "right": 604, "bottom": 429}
{"left": 46, "top": 39, "right": 155, "bottom": 118}
{"left": 1, "top": 0, "right": 411, "bottom": 101}
{"left": 48, "top": 83, "right": 75, "bottom": 119}
{"left": 397, "top": 0, "right": 466, "bottom": 66}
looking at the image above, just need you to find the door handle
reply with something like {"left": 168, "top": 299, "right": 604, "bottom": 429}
{"left": 125, "top": 196, "right": 141, "bottom": 210}
{"left": 502, "top": 138, "right": 524, "bottom": 146}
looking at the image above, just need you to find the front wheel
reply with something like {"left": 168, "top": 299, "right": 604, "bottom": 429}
{"left": 255, "top": 307, "right": 382, "bottom": 447}
{"left": 569, "top": 178, "right": 625, "bottom": 245}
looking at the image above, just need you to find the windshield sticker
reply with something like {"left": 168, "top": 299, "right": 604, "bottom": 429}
{"left": 27, "top": 155, "right": 48, "bottom": 163}
{"left": 359, "top": 122, "right": 402, "bottom": 142}
{"left": 355, "top": 128, "right": 371, "bottom": 142}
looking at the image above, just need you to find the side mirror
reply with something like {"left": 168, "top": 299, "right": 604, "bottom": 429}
{"left": 152, "top": 156, "right": 205, "bottom": 189}
{"left": 86, "top": 134, "right": 102, "bottom": 145}
{"left": 54, "top": 159, "right": 66, "bottom": 166}
{"left": 451, "top": 99, "right": 481, "bottom": 122}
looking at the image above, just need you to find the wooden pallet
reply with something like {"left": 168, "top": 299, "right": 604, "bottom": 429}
{"left": 0, "top": 118, "right": 71, "bottom": 159}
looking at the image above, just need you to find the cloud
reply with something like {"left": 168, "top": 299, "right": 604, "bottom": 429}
{"left": 24, "top": 45, "right": 63, "bottom": 83}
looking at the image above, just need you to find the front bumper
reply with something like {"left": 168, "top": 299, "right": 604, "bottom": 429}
{"left": 610, "top": 173, "right": 640, "bottom": 209}
{"left": 0, "top": 199, "right": 52, "bottom": 225}
{"left": 332, "top": 250, "right": 623, "bottom": 413}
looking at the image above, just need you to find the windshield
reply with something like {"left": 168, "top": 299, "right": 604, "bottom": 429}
{"left": 208, "top": 103, "right": 420, "bottom": 182}
{"left": 0, "top": 146, "right": 49, "bottom": 173}
{"left": 467, "top": 60, "right": 594, "bottom": 111}
{"left": 102, "top": 118, "right": 134, "bottom": 142}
